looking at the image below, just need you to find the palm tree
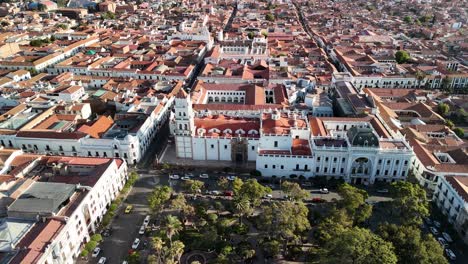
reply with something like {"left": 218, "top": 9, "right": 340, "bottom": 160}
{"left": 234, "top": 197, "right": 251, "bottom": 225}
{"left": 151, "top": 236, "right": 165, "bottom": 264}
{"left": 165, "top": 215, "right": 183, "bottom": 246}
{"left": 168, "top": 241, "right": 185, "bottom": 264}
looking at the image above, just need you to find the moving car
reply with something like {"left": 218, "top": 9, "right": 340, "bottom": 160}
{"left": 376, "top": 189, "right": 389, "bottom": 193}
{"left": 132, "top": 238, "right": 140, "bottom": 249}
{"left": 319, "top": 188, "right": 329, "bottom": 194}
{"left": 442, "top": 232, "right": 453, "bottom": 243}
{"left": 92, "top": 247, "right": 101, "bottom": 257}
{"left": 199, "top": 173, "right": 209, "bottom": 179}
{"left": 143, "top": 215, "right": 151, "bottom": 226}
{"left": 445, "top": 248, "right": 456, "bottom": 261}
{"left": 227, "top": 176, "right": 236, "bottom": 181}
{"left": 429, "top": 227, "right": 439, "bottom": 236}
{"left": 311, "top": 197, "right": 326, "bottom": 203}
{"left": 139, "top": 225, "right": 145, "bottom": 235}
{"left": 98, "top": 257, "right": 107, "bottom": 264}
{"left": 169, "top": 174, "right": 180, "bottom": 180}
{"left": 124, "top": 205, "right": 133, "bottom": 214}
{"left": 437, "top": 237, "right": 448, "bottom": 248}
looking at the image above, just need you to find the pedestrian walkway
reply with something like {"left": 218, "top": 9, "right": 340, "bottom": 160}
{"left": 160, "top": 143, "right": 256, "bottom": 171}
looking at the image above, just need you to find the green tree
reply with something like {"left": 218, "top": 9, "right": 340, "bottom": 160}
{"left": 127, "top": 251, "right": 140, "bottom": 264}
{"left": 437, "top": 103, "right": 450, "bottom": 116}
{"left": 170, "top": 193, "right": 194, "bottom": 217}
{"left": 165, "top": 215, "right": 183, "bottom": 246}
{"left": 320, "top": 227, "right": 397, "bottom": 264}
{"left": 167, "top": 240, "right": 185, "bottom": 263}
{"left": 247, "top": 31, "right": 255, "bottom": 39}
{"left": 56, "top": 24, "right": 68, "bottom": 30}
{"left": 151, "top": 236, "right": 165, "bottom": 264}
{"left": 218, "top": 177, "right": 229, "bottom": 191}
{"left": 404, "top": 16, "right": 412, "bottom": 24}
{"left": 445, "top": 119, "right": 454, "bottom": 129}
{"left": 258, "top": 201, "right": 310, "bottom": 247}
{"left": 237, "top": 179, "right": 271, "bottom": 206}
{"left": 390, "top": 181, "right": 429, "bottom": 226}
{"left": 281, "top": 181, "right": 310, "bottom": 201}
{"left": 316, "top": 208, "right": 352, "bottom": 243}
{"left": 262, "top": 239, "right": 281, "bottom": 257}
{"left": 232, "top": 177, "right": 244, "bottom": 195}
{"left": 441, "top": 77, "right": 452, "bottom": 92}
{"left": 415, "top": 70, "right": 426, "bottom": 87}
{"left": 148, "top": 186, "right": 172, "bottom": 213}
{"left": 395, "top": 50, "right": 411, "bottom": 64}
{"left": 233, "top": 197, "right": 253, "bottom": 224}
{"left": 337, "top": 184, "right": 372, "bottom": 225}
{"left": 453, "top": 127, "right": 465, "bottom": 138}
{"left": 378, "top": 223, "right": 448, "bottom": 264}
{"left": 265, "top": 13, "right": 275, "bottom": 22}
{"left": 182, "top": 179, "right": 204, "bottom": 194}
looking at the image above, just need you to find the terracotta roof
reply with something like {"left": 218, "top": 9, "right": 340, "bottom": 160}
{"left": 445, "top": 176, "right": 468, "bottom": 203}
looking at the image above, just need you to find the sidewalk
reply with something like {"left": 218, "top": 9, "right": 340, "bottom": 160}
{"left": 160, "top": 143, "right": 256, "bottom": 171}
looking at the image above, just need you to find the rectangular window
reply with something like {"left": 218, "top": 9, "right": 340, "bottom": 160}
{"left": 342, "top": 158, "right": 346, "bottom": 162}
{"left": 333, "top": 157, "right": 337, "bottom": 162}
{"left": 378, "top": 159, "right": 382, "bottom": 164}
{"left": 324, "top": 167, "right": 328, "bottom": 173}
{"left": 325, "top": 157, "right": 329, "bottom": 162}
{"left": 251, "top": 146, "right": 255, "bottom": 150}
{"left": 376, "top": 170, "right": 380, "bottom": 175}
{"left": 273, "top": 165, "right": 276, "bottom": 169}
{"left": 274, "top": 141, "right": 278, "bottom": 147}
{"left": 396, "top": 160, "right": 400, "bottom": 165}
{"left": 211, "top": 144, "right": 214, "bottom": 149}
{"left": 316, "top": 167, "right": 319, "bottom": 173}
{"left": 340, "top": 168, "right": 344, "bottom": 173}
{"left": 404, "top": 160, "right": 408, "bottom": 165}
{"left": 317, "top": 156, "right": 321, "bottom": 161}
{"left": 224, "top": 145, "right": 227, "bottom": 149}
{"left": 281, "top": 165, "right": 284, "bottom": 169}
{"left": 264, "top": 164, "right": 268, "bottom": 168}
{"left": 332, "top": 168, "right": 336, "bottom": 173}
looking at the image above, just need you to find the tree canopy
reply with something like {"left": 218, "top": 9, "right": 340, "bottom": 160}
{"left": 377, "top": 223, "right": 447, "bottom": 264}
{"left": 395, "top": 50, "right": 411, "bottom": 64}
{"left": 320, "top": 227, "right": 397, "bottom": 264}
{"left": 390, "top": 181, "right": 429, "bottom": 226}
{"left": 337, "top": 183, "right": 372, "bottom": 224}
{"left": 148, "top": 185, "right": 172, "bottom": 212}
{"left": 281, "top": 181, "right": 310, "bottom": 201}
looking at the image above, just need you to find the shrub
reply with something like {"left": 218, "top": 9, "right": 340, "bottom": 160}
{"left": 91, "top": 234, "right": 102, "bottom": 243}
{"left": 80, "top": 249, "right": 89, "bottom": 257}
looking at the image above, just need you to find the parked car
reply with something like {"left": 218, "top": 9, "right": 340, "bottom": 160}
{"left": 102, "top": 228, "right": 112, "bottom": 237}
{"left": 199, "top": 173, "right": 209, "bottom": 179}
{"left": 433, "top": 220, "right": 441, "bottom": 228}
{"left": 445, "top": 248, "right": 456, "bottom": 261}
{"left": 210, "top": 190, "right": 221, "bottom": 195}
{"left": 143, "top": 215, "right": 151, "bottom": 226}
{"left": 376, "top": 189, "right": 389, "bottom": 193}
{"left": 92, "top": 247, "right": 101, "bottom": 257}
{"left": 185, "top": 173, "right": 194, "bottom": 177}
{"left": 181, "top": 176, "right": 191, "bottom": 180}
{"left": 437, "top": 237, "right": 449, "bottom": 248}
{"left": 319, "top": 188, "right": 329, "bottom": 194}
{"left": 132, "top": 238, "right": 140, "bottom": 249}
{"left": 264, "top": 194, "right": 273, "bottom": 199}
{"left": 424, "top": 217, "right": 433, "bottom": 225}
{"left": 429, "top": 227, "right": 439, "bottom": 236}
{"left": 311, "top": 197, "right": 326, "bottom": 203}
{"left": 227, "top": 176, "right": 237, "bottom": 181}
{"left": 98, "top": 257, "right": 107, "bottom": 264}
{"left": 224, "top": 191, "right": 233, "bottom": 197}
{"left": 169, "top": 174, "right": 180, "bottom": 180}
{"left": 139, "top": 225, "right": 145, "bottom": 235}
{"left": 124, "top": 205, "right": 133, "bottom": 214}
{"left": 442, "top": 232, "right": 453, "bottom": 243}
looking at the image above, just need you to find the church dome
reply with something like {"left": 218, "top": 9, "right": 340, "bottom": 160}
{"left": 346, "top": 126, "right": 379, "bottom": 147}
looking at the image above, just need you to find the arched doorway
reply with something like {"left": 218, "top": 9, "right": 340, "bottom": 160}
{"left": 350, "top": 157, "right": 372, "bottom": 184}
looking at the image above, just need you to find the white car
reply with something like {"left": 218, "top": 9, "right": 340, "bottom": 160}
{"left": 227, "top": 176, "right": 236, "bottom": 181}
{"left": 442, "top": 232, "right": 453, "bottom": 243}
{"left": 92, "top": 247, "right": 101, "bottom": 257}
{"left": 185, "top": 173, "right": 194, "bottom": 177}
{"left": 139, "top": 225, "right": 145, "bottom": 235}
{"left": 199, "top": 173, "right": 209, "bottom": 179}
{"left": 181, "top": 176, "right": 191, "bottom": 181}
{"left": 445, "top": 248, "right": 456, "bottom": 260}
{"left": 264, "top": 194, "right": 273, "bottom": 199}
{"left": 169, "top": 174, "right": 180, "bottom": 180}
{"left": 430, "top": 227, "right": 439, "bottom": 236}
{"left": 437, "top": 237, "right": 448, "bottom": 248}
{"left": 98, "top": 257, "right": 107, "bottom": 264}
{"left": 143, "top": 215, "right": 151, "bottom": 226}
{"left": 132, "top": 238, "right": 140, "bottom": 249}
{"left": 210, "top": 190, "right": 221, "bottom": 195}
{"left": 319, "top": 188, "right": 329, "bottom": 194}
